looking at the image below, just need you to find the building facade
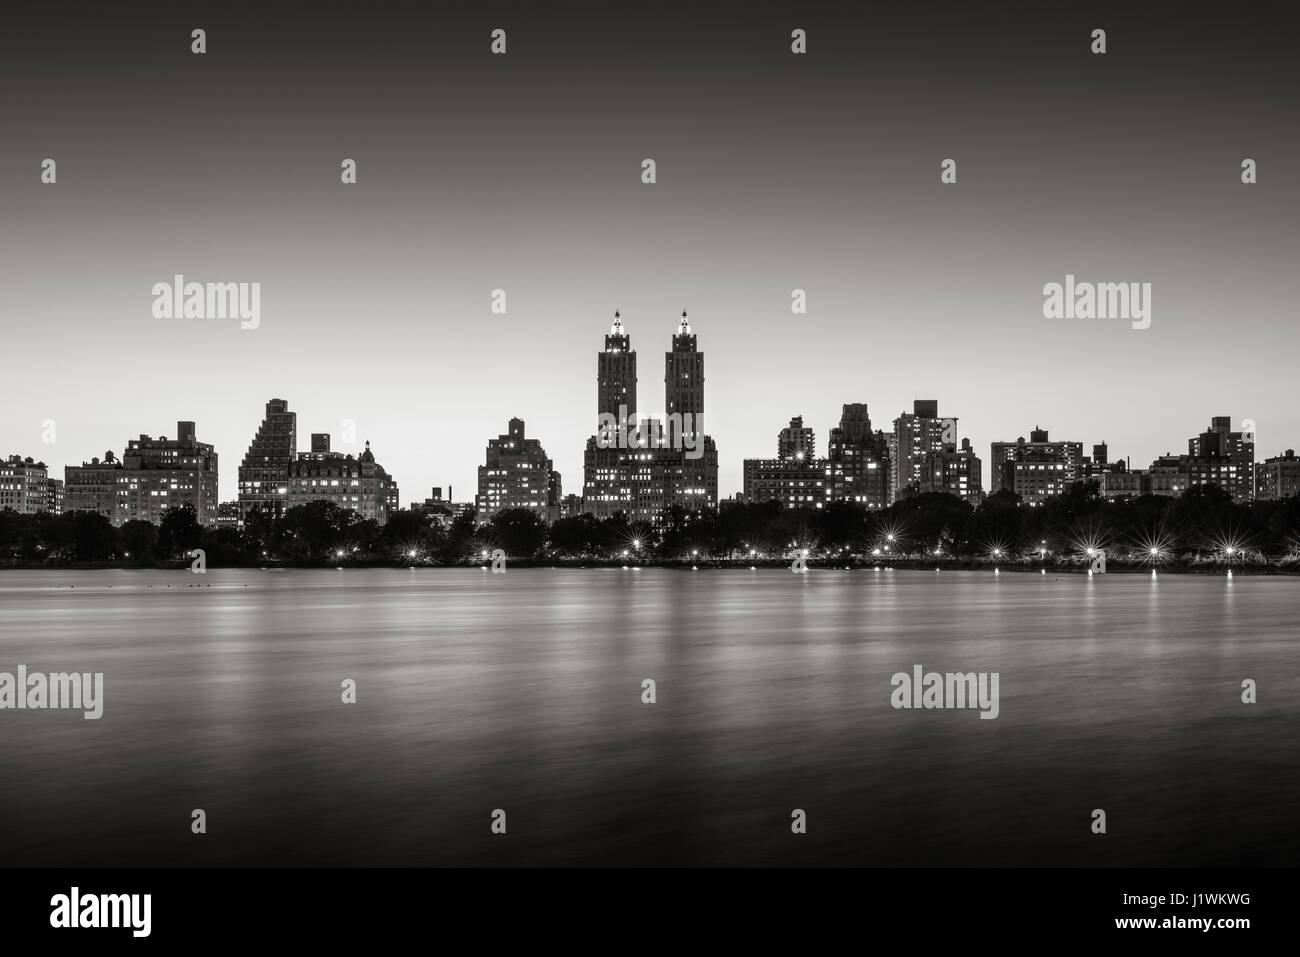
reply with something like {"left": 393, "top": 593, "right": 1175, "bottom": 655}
{"left": 476, "top": 418, "right": 561, "bottom": 517}
{"left": 45, "top": 479, "right": 64, "bottom": 516}
{"left": 238, "top": 398, "right": 298, "bottom": 526}
{"left": 0, "top": 456, "right": 50, "bottom": 514}
{"left": 743, "top": 457, "right": 830, "bottom": 509}
{"left": 917, "top": 437, "right": 983, "bottom": 504}
{"left": 1185, "top": 416, "right": 1253, "bottom": 503}
{"left": 827, "top": 403, "right": 892, "bottom": 508}
{"left": 115, "top": 422, "right": 220, "bottom": 526}
{"left": 1257, "top": 449, "right": 1300, "bottom": 501}
{"left": 989, "top": 428, "right": 1084, "bottom": 505}
{"left": 285, "top": 438, "right": 398, "bottom": 524}
{"left": 892, "top": 400, "right": 954, "bottom": 502}
{"left": 744, "top": 405, "right": 891, "bottom": 509}
{"left": 64, "top": 453, "right": 123, "bottom": 520}
{"left": 776, "top": 417, "right": 816, "bottom": 461}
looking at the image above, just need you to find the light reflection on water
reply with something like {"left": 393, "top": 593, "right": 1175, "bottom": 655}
{"left": 0, "top": 568, "right": 1295, "bottom": 866}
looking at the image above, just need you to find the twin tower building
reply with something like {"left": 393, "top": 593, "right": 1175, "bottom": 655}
{"left": 581, "top": 311, "right": 719, "bottom": 520}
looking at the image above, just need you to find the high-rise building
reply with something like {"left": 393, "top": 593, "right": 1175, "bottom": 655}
{"left": 284, "top": 437, "right": 398, "bottom": 524}
{"left": 238, "top": 398, "right": 298, "bottom": 526}
{"left": 1185, "top": 415, "right": 1254, "bottom": 503}
{"left": 116, "top": 422, "right": 220, "bottom": 526}
{"left": 743, "top": 457, "right": 829, "bottom": 508}
{"left": 661, "top": 312, "right": 718, "bottom": 514}
{"left": 892, "top": 400, "right": 956, "bottom": 502}
{"left": 598, "top": 311, "right": 636, "bottom": 425}
{"left": 1257, "top": 450, "right": 1300, "bottom": 501}
{"left": 476, "top": 417, "right": 561, "bottom": 517}
{"left": 665, "top": 311, "right": 704, "bottom": 446}
{"left": 917, "top": 437, "right": 983, "bottom": 504}
{"left": 827, "top": 404, "right": 892, "bottom": 508}
{"left": 744, "top": 413, "right": 828, "bottom": 507}
{"left": 989, "top": 428, "right": 1084, "bottom": 505}
{"left": 64, "top": 453, "right": 122, "bottom": 520}
{"left": 583, "top": 311, "right": 719, "bottom": 522}
{"left": 744, "top": 405, "right": 891, "bottom": 509}
{"left": 0, "top": 456, "right": 50, "bottom": 514}
{"left": 777, "top": 416, "right": 816, "bottom": 461}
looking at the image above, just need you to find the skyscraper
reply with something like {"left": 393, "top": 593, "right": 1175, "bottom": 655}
{"left": 598, "top": 311, "right": 636, "bottom": 426}
{"left": 238, "top": 398, "right": 297, "bottom": 526}
{"left": 665, "top": 311, "right": 704, "bottom": 446}
{"left": 662, "top": 311, "right": 718, "bottom": 512}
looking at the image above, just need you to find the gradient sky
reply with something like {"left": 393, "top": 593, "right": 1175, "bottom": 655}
{"left": 2, "top": 1, "right": 1295, "bottom": 504}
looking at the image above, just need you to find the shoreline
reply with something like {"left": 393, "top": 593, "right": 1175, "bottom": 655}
{"left": 2, "top": 560, "right": 1296, "bottom": 575}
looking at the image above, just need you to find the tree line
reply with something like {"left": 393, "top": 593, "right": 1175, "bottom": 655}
{"left": 3, "top": 482, "right": 1300, "bottom": 568}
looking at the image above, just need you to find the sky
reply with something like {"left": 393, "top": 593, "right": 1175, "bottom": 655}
{"left": 1, "top": 1, "right": 1295, "bottom": 504}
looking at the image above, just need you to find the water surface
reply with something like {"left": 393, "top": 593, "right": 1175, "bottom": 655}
{"left": 0, "top": 568, "right": 1295, "bottom": 866}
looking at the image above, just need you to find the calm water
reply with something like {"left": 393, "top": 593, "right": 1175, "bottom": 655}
{"left": 0, "top": 568, "right": 1296, "bottom": 867}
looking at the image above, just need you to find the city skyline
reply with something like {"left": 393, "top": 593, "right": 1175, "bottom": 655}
{"left": 3, "top": 331, "right": 1294, "bottom": 523}
{"left": 2, "top": 2, "right": 1295, "bottom": 511}
{"left": 1, "top": 0, "right": 1297, "bottom": 895}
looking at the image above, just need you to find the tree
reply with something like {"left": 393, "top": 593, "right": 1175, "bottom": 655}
{"left": 380, "top": 509, "right": 446, "bottom": 560}
{"left": 276, "top": 501, "right": 364, "bottom": 562}
{"left": 441, "top": 509, "right": 480, "bottom": 562}
{"left": 65, "top": 511, "right": 119, "bottom": 561}
{"left": 119, "top": 521, "right": 159, "bottom": 565}
{"left": 549, "top": 514, "right": 603, "bottom": 557}
{"left": 485, "top": 508, "right": 548, "bottom": 559}
{"left": 159, "top": 504, "right": 203, "bottom": 558}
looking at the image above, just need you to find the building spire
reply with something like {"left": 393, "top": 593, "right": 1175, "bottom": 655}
{"left": 611, "top": 309, "right": 624, "bottom": 335}
{"left": 678, "top": 309, "right": 690, "bottom": 334}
